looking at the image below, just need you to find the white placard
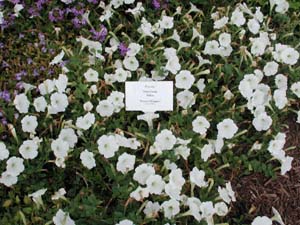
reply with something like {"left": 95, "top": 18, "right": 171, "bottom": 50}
{"left": 125, "top": 81, "right": 173, "bottom": 112}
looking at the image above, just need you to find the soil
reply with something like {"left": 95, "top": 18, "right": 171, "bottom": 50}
{"left": 228, "top": 115, "right": 300, "bottom": 225}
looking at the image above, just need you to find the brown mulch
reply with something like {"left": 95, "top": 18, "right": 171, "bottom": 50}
{"left": 227, "top": 116, "right": 300, "bottom": 225}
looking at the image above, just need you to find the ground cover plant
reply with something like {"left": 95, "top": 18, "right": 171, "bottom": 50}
{"left": 0, "top": 0, "right": 300, "bottom": 224}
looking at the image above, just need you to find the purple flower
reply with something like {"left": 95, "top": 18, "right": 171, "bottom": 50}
{"left": 87, "top": 0, "right": 98, "bottom": 4}
{"left": 91, "top": 25, "right": 107, "bottom": 42}
{"left": 0, "top": 90, "right": 11, "bottom": 102}
{"left": 15, "top": 70, "right": 26, "bottom": 81}
{"left": 33, "top": 68, "right": 39, "bottom": 76}
{"left": 16, "top": 82, "right": 24, "bottom": 90}
{"left": 118, "top": 42, "right": 129, "bottom": 56}
{"left": 152, "top": 0, "right": 160, "bottom": 9}
{"left": 1, "top": 118, "right": 7, "bottom": 126}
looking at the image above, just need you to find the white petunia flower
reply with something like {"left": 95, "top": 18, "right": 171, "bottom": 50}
{"left": 251, "top": 216, "right": 272, "bottom": 225}
{"left": 80, "top": 149, "right": 96, "bottom": 169}
{"left": 130, "top": 186, "right": 149, "bottom": 201}
{"left": 97, "top": 135, "right": 119, "bottom": 158}
{"left": 51, "top": 139, "right": 69, "bottom": 159}
{"left": 273, "top": 89, "right": 288, "bottom": 109}
{"left": 190, "top": 167, "right": 208, "bottom": 188}
{"left": 58, "top": 128, "right": 78, "bottom": 148}
{"left": 192, "top": 116, "right": 210, "bottom": 135}
{"left": 155, "top": 129, "right": 176, "bottom": 151}
{"left": 201, "top": 144, "right": 215, "bottom": 162}
{"left": 280, "top": 47, "right": 299, "bottom": 65}
{"left": 215, "top": 202, "right": 229, "bottom": 216}
{"left": 14, "top": 93, "right": 30, "bottom": 113}
{"left": 123, "top": 56, "right": 139, "bottom": 71}
{"left": 175, "top": 70, "right": 195, "bottom": 90}
{"left": 247, "top": 18, "right": 260, "bottom": 34}
{"left": 6, "top": 156, "right": 24, "bottom": 176}
{"left": 196, "top": 78, "right": 206, "bottom": 93}
{"left": 76, "top": 112, "right": 95, "bottom": 130}
{"left": 28, "top": 188, "right": 47, "bottom": 208}
{"left": 19, "top": 140, "right": 39, "bottom": 159}
{"left": 116, "top": 219, "right": 134, "bottom": 225}
{"left": 291, "top": 82, "right": 300, "bottom": 98}
{"left": 252, "top": 113, "right": 272, "bottom": 131}
{"left": 161, "top": 199, "right": 180, "bottom": 219}
{"left": 50, "top": 92, "right": 69, "bottom": 113}
{"left": 84, "top": 68, "right": 99, "bottom": 82}
{"left": 263, "top": 61, "right": 279, "bottom": 76}
{"left": 116, "top": 152, "right": 136, "bottom": 174}
{"left": 176, "top": 90, "right": 195, "bottom": 109}
{"left": 53, "top": 209, "right": 75, "bottom": 225}
{"left": 0, "top": 142, "right": 9, "bottom": 161}
{"left": 51, "top": 188, "right": 67, "bottom": 201}
{"left": 218, "top": 33, "right": 231, "bottom": 47}
{"left": 127, "top": 43, "right": 142, "bottom": 57}
{"left": 38, "top": 79, "right": 55, "bottom": 95}
{"left": 96, "top": 100, "right": 114, "bottom": 117}
{"left": 275, "top": 74, "right": 288, "bottom": 90}
{"left": 217, "top": 118, "right": 238, "bottom": 139}
{"left": 159, "top": 16, "right": 174, "bottom": 29}
{"left": 133, "top": 163, "right": 155, "bottom": 185}
{"left": 218, "top": 182, "right": 236, "bottom": 204}
{"left": 34, "top": 96, "right": 47, "bottom": 112}
{"left": 146, "top": 174, "right": 165, "bottom": 195}
{"left": 55, "top": 74, "right": 68, "bottom": 93}
{"left": 21, "top": 115, "right": 38, "bottom": 133}
{"left": 230, "top": 8, "right": 246, "bottom": 27}
{"left": 143, "top": 201, "right": 160, "bottom": 218}
{"left": 0, "top": 171, "right": 18, "bottom": 187}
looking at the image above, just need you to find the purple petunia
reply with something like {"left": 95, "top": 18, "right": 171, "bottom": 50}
{"left": 118, "top": 42, "right": 129, "bottom": 56}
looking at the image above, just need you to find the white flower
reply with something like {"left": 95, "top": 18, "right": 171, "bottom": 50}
{"left": 176, "top": 90, "right": 195, "bottom": 109}
{"left": 116, "top": 219, "right": 134, "bottom": 225}
{"left": 200, "top": 201, "right": 216, "bottom": 219}
{"left": 174, "top": 145, "right": 190, "bottom": 160}
{"left": 218, "top": 182, "right": 236, "bottom": 204}
{"left": 275, "top": 0, "right": 289, "bottom": 14}
{"left": 165, "top": 58, "right": 181, "bottom": 74}
{"left": 19, "top": 140, "right": 39, "bottom": 159}
{"left": 196, "top": 78, "right": 206, "bottom": 93}
{"left": 252, "top": 113, "right": 272, "bottom": 131}
{"left": 96, "top": 100, "right": 114, "bottom": 117}
{"left": 215, "top": 202, "right": 228, "bottom": 216}
{"left": 201, "top": 144, "right": 215, "bottom": 162}
{"left": 280, "top": 156, "right": 293, "bottom": 175}
{"left": 214, "top": 16, "right": 229, "bottom": 29}
{"left": 251, "top": 216, "right": 272, "bottom": 225}
{"left": 34, "top": 96, "right": 47, "bottom": 112}
{"left": 190, "top": 167, "right": 208, "bottom": 188}
{"left": 127, "top": 43, "right": 142, "bottom": 57}
{"left": 114, "top": 68, "right": 130, "bottom": 82}
{"left": 159, "top": 16, "right": 174, "bottom": 29}
{"left": 123, "top": 56, "right": 139, "bottom": 71}
{"left": 175, "top": 70, "right": 195, "bottom": 90}
{"left": 217, "top": 118, "right": 238, "bottom": 139}
{"left": 155, "top": 129, "right": 176, "bottom": 150}
{"left": 273, "top": 89, "right": 288, "bottom": 109}
{"left": 6, "top": 156, "right": 25, "bottom": 176}
{"left": 39, "top": 79, "right": 55, "bottom": 95}
{"left": 50, "top": 50, "right": 65, "bottom": 65}
{"left": 161, "top": 199, "right": 180, "bottom": 219}
{"left": 146, "top": 174, "right": 165, "bottom": 195}
{"left": 21, "top": 115, "right": 38, "bottom": 133}
{"left": 0, "top": 171, "right": 18, "bottom": 187}
{"left": 291, "top": 82, "right": 300, "bottom": 97}
{"left": 138, "top": 17, "right": 154, "bottom": 38}
{"left": 14, "top": 93, "right": 30, "bottom": 113}
{"left": 28, "top": 188, "right": 47, "bottom": 208}
{"left": 224, "top": 90, "right": 234, "bottom": 100}
{"left": 84, "top": 68, "right": 99, "bottom": 82}
{"left": 280, "top": 47, "right": 299, "bottom": 65}
{"left": 169, "top": 168, "right": 185, "bottom": 187}
{"left": 53, "top": 209, "right": 75, "bottom": 225}
{"left": 203, "top": 40, "right": 220, "bottom": 55}
{"left": 80, "top": 149, "right": 96, "bottom": 169}
{"left": 275, "top": 74, "right": 288, "bottom": 90}
{"left": 133, "top": 163, "right": 155, "bottom": 185}
{"left": 143, "top": 201, "right": 160, "bottom": 218}
{"left": 107, "top": 91, "right": 125, "bottom": 112}
{"left": 218, "top": 33, "right": 231, "bottom": 47}
{"left": 116, "top": 152, "right": 136, "bottom": 174}
{"left": 51, "top": 139, "right": 69, "bottom": 159}
{"left": 83, "top": 101, "right": 93, "bottom": 112}
{"left": 130, "top": 186, "right": 149, "bottom": 201}
{"left": 50, "top": 92, "right": 69, "bottom": 113}
{"left": 55, "top": 74, "right": 68, "bottom": 93}
{"left": 51, "top": 188, "right": 67, "bottom": 201}
{"left": 58, "top": 128, "right": 78, "bottom": 148}
{"left": 165, "top": 182, "right": 181, "bottom": 200}
{"left": 263, "top": 61, "right": 279, "bottom": 76}
{"left": 192, "top": 116, "right": 210, "bottom": 135}
{"left": 247, "top": 18, "right": 260, "bottom": 34}
{"left": 251, "top": 38, "right": 267, "bottom": 56}
{"left": 0, "top": 142, "right": 9, "bottom": 161}
{"left": 186, "top": 197, "right": 202, "bottom": 221}
{"left": 97, "top": 135, "right": 119, "bottom": 158}
{"left": 14, "top": 4, "right": 23, "bottom": 17}
{"left": 76, "top": 112, "right": 95, "bottom": 130}
{"left": 230, "top": 8, "right": 246, "bottom": 27}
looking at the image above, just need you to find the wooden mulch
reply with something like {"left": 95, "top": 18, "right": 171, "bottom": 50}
{"left": 227, "top": 116, "right": 300, "bottom": 225}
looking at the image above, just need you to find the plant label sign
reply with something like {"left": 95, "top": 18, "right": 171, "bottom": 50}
{"left": 125, "top": 81, "right": 173, "bottom": 112}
